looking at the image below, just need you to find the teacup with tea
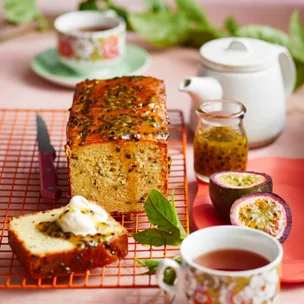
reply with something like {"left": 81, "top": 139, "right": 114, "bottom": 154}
{"left": 54, "top": 10, "right": 126, "bottom": 75}
{"left": 156, "top": 226, "right": 283, "bottom": 304}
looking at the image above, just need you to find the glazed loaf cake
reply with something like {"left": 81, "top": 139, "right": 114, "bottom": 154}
{"left": 8, "top": 204, "right": 128, "bottom": 278}
{"left": 66, "top": 76, "right": 169, "bottom": 213}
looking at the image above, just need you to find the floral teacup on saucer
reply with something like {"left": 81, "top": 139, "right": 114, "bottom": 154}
{"left": 54, "top": 10, "right": 126, "bottom": 76}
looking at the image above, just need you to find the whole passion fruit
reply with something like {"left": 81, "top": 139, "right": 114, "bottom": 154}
{"left": 209, "top": 171, "right": 272, "bottom": 219}
{"left": 230, "top": 192, "right": 292, "bottom": 243}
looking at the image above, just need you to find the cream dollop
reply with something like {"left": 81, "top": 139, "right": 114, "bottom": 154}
{"left": 57, "top": 196, "right": 108, "bottom": 236}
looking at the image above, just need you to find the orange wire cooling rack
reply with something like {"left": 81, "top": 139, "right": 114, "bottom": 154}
{"left": 0, "top": 109, "right": 189, "bottom": 289}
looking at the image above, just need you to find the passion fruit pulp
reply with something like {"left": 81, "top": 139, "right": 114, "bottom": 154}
{"left": 209, "top": 171, "right": 272, "bottom": 219}
{"left": 230, "top": 192, "right": 292, "bottom": 243}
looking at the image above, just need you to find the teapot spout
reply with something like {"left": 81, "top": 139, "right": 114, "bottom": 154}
{"left": 178, "top": 76, "right": 223, "bottom": 107}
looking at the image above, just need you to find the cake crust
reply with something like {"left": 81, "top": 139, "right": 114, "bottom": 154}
{"left": 66, "top": 76, "right": 169, "bottom": 147}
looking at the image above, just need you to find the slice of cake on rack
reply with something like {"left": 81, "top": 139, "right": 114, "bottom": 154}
{"left": 65, "top": 76, "right": 169, "bottom": 214}
{"left": 8, "top": 196, "right": 128, "bottom": 278}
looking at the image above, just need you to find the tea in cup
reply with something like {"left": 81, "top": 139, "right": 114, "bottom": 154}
{"left": 54, "top": 10, "right": 126, "bottom": 75}
{"left": 156, "top": 226, "right": 283, "bottom": 304}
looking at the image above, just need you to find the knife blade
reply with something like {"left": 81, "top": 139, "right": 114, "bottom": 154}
{"left": 36, "top": 114, "right": 61, "bottom": 201}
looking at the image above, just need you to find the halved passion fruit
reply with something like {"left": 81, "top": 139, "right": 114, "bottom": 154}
{"left": 230, "top": 192, "right": 292, "bottom": 243}
{"left": 209, "top": 171, "right": 272, "bottom": 219}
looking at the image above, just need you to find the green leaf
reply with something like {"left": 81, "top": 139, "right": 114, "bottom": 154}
{"left": 136, "top": 256, "right": 182, "bottom": 269}
{"left": 295, "top": 60, "right": 304, "bottom": 90}
{"left": 224, "top": 17, "right": 240, "bottom": 35}
{"left": 163, "top": 268, "right": 177, "bottom": 285}
{"left": 79, "top": 0, "right": 100, "bottom": 11}
{"left": 107, "top": 4, "right": 129, "bottom": 25}
{"left": 170, "top": 194, "right": 187, "bottom": 240}
{"left": 144, "top": 189, "right": 178, "bottom": 229}
{"left": 136, "top": 259, "right": 163, "bottom": 269}
{"left": 144, "top": 0, "right": 170, "bottom": 12}
{"left": 133, "top": 190, "right": 187, "bottom": 246}
{"left": 183, "top": 25, "right": 226, "bottom": 47}
{"left": 4, "top": 0, "right": 42, "bottom": 24}
{"left": 289, "top": 10, "right": 304, "bottom": 64}
{"left": 136, "top": 256, "right": 182, "bottom": 285}
{"left": 133, "top": 228, "right": 181, "bottom": 247}
{"left": 128, "top": 11, "right": 189, "bottom": 47}
{"left": 175, "top": 0, "right": 210, "bottom": 27}
{"left": 235, "top": 25, "right": 290, "bottom": 49}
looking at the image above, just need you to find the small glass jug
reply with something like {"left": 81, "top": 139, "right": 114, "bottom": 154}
{"left": 193, "top": 100, "right": 248, "bottom": 182}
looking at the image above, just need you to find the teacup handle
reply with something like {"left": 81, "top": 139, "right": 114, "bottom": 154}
{"left": 156, "top": 259, "right": 185, "bottom": 296}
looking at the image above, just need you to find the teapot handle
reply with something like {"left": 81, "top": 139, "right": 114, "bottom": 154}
{"left": 276, "top": 46, "right": 296, "bottom": 98}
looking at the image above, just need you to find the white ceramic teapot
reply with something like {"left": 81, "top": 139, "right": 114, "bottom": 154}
{"left": 179, "top": 37, "right": 296, "bottom": 148}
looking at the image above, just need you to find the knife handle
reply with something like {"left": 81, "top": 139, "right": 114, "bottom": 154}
{"left": 38, "top": 151, "right": 62, "bottom": 201}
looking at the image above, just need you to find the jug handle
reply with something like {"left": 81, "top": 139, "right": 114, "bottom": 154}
{"left": 277, "top": 46, "right": 296, "bottom": 98}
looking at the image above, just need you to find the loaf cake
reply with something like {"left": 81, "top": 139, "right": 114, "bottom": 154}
{"left": 65, "top": 76, "right": 169, "bottom": 213}
{"left": 8, "top": 199, "right": 128, "bottom": 279}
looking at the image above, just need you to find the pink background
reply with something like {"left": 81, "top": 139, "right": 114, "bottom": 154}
{"left": 1, "top": 0, "right": 304, "bottom": 303}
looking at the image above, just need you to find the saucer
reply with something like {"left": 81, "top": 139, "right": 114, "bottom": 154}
{"left": 31, "top": 44, "right": 151, "bottom": 88}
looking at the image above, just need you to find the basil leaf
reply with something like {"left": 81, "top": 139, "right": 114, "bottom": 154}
{"left": 107, "top": 4, "right": 129, "bottom": 25}
{"left": 183, "top": 25, "right": 225, "bottom": 47}
{"left": 295, "top": 60, "right": 304, "bottom": 90}
{"left": 128, "top": 11, "right": 189, "bottom": 47}
{"left": 236, "top": 25, "right": 290, "bottom": 49}
{"left": 137, "top": 256, "right": 182, "bottom": 269}
{"left": 144, "top": 189, "right": 178, "bottom": 228}
{"left": 224, "top": 17, "right": 240, "bottom": 35}
{"left": 289, "top": 10, "right": 304, "bottom": 64}
{"left": 133, "top": 227, "right": 182, "bottom": 247}
{"left": 136, "top": 259, "right": 163, "bottom": 269}
{"left": 79, "top": 0, "right": 99, "bottom": 11}
{"left": 133, "top": 190, "right": 187, "bottom": 246}
{"left": 4, "top": 0, "right": 42, "bottom": 25}
{"left": 144, "top": 0, "right": 170, "bottom": 12}
{"left": 175, "top": 0, "right": 210, "bottom": 27}
{"left": 136, "top": 256, "right": 182, "bottom": 285}
{"left": 171, "top": 194, "right": 187, "bottom": 240}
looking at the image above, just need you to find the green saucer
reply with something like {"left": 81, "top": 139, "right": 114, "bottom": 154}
{"left": 31, "top": 44, "right": 151, "bottom": 88}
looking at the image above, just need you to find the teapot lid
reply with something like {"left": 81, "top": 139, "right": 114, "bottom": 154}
{"left": 199, "top": 37, "right": 277, "bottom": 72}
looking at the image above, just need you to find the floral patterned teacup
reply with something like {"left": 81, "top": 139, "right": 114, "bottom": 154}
{"left": 54, "top": 10, "right": 126, "bottom": 75}
{"left": 156, "top": 226, "right": 283, "bottom": 304}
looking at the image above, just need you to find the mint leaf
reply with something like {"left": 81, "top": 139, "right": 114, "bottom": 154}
{"left": 225, "top": 17, "right": 240, "bottom": 35}
{"left": 175, "top": 0, "right": 210, "bottom": 27}
{"left": 128, "top": 11, "right": 189, "bottom": 47}
{"left": 4, "top": 0, "right": 42, "bottom": 25}
{"left": 79, "top": 0, "right": 99, "bottom": 10}
{"left": 236, "top": 25, "right": 290, "bottom": 49}
{"left": 144, "top": 0, "right": 170, "bottom": 12}
{"left": 289, "top": 10, "right": 304, "bottom": 64}
{"left": 133, "top": 228, "right": 181, "bottom": 247}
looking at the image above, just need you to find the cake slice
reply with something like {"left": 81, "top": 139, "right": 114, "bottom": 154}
{"left": 66, "top": 76, "right": 169, "bottom": 213}
{"left": 8, "top": 199, "right": 128, "bottom": 279}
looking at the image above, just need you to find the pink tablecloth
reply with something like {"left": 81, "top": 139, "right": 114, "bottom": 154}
{"left": 1, "top": 1, "right": 304, "bottom": 303}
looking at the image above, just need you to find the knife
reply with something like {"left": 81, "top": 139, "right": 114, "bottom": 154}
{"left": 36, "top": 114, "right": 62, "bottom": 201}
